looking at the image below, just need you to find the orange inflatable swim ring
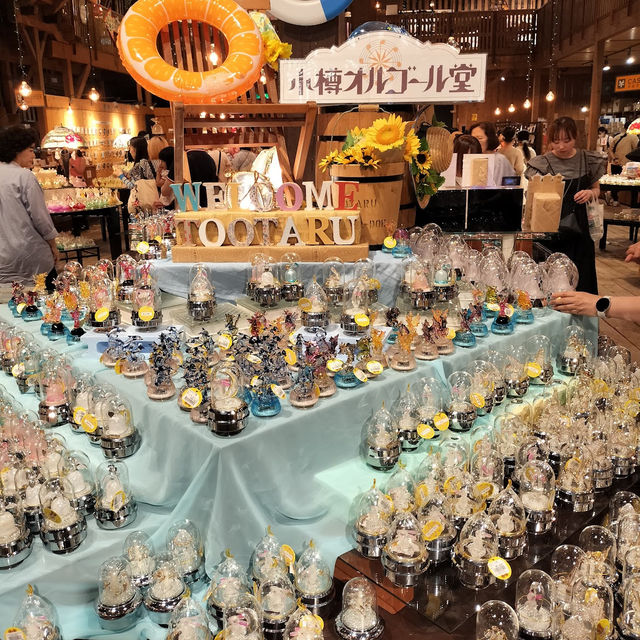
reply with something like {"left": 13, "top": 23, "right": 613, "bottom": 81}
{"left": 117, "top": 0, "right": 263, "bottom": 104}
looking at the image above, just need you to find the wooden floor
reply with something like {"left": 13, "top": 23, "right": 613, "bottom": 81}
{"left": 596, "top": 211, "right": 640, "bottom": 361}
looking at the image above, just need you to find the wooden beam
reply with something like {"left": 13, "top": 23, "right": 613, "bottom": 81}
{"left": 292, "top": 102, "right": 317, "bottom": 181}
{"left": 64, "top": 57, "right": 74, "bottom": 98}
{"left": 16, "top": 13, "right": 64, "bottom": 41}
{"left": 76, "top": 63, "right": 91, "bottom": 98}
{"left": 587, "top": 38, "right": 604, "bottom": 151}
{"left": 174, "top": 102, "right": 185, "bottom": 183}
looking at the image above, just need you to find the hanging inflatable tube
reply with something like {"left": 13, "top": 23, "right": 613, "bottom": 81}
{"left": 268, "top": 0, "right": 353, "bottom": 26}
{"left": 117, "top": 0, "right": 263, "bottom": 105}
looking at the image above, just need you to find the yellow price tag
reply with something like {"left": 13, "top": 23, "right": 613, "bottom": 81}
{"left": 354, "top": 369, "right": 368, "bottom": 383}
{"left": 488, "top": 556, "right": 512, "bottom": 580}
{"left": 284, "top": 348, "right": 297, "bottom": 366}
{"left": 16, "top": 303, "right": 26, "bottom": 315}
{"left": 470, "top": 393, "right": 485, "bottom": 409}
{"left": 433, "top": 412, "right": 449, "bottom": 431}
{"left": 271, "top": 384, "right": 286, "bottom": 400}
{"left": 280, "top": 544, "right": 296, "bottom": 566}
{"left": 217, "top": 333, "right": 233, "bottom": 350}
{"left": 181, "top": 387, "right": 203, "bottom": 409}
{"left": 443, "top": 476, "right": 462, "bottom": 495}
{"left": 417, "top": 423, "right": 435, "bottom": 439}
{"left": 4, "top": 628, "right": 26, "bottom": 640}
{"left": 366, "top": 360, "right": 383, "bottom": 375}
{"left": 446, "top": 328, "right": 456, "bottom": 340}
{"left": 114, "top": 359, "right": 123, "bottom": 375}
{"left": 326, "top": 359, "right": 343, "bottom": 372}
{"left": 136, "top": 241, "right": 150, "bottom": 254}
{"left": 138, "top": 306, "right": 155, "bottom": 322}
{"left": 81, "top": 413, "right": 98, "bottom": 434}
{"left": 383, "top": 236, "right": 397, "bottom": 249}
{"left": 73, "top": 406, "right": 87, "bottom": 424}
{"left": 110, "top": 490, "right": 126, "bottom": 511}
{"left": 526, "top": 362, "right": 542, "bottom": 378}
{"left": 11, "top": 363, "right": 24, "bottom": 378}
{"left": 422, "top": 520, "right": 444, "bottom": 542}
{"left": 95, "top": 307, "right": 109, "bottom": 322}
{"left": 42, "top": 507, "right": 62, "bottom": 524}
{"left": 415, "top": 483, "right": 429, "bottom": 506}
{"left": 474, "top": 481, "right": 494, "bottom": 500}
{"left": 298, "top": 298, "right": 312, "bottom": 312}
{"left": 354, "top": 313, "right": 370, "bottom": 327}
{"left": 486, "top": 302, "right": 500, "bottom": 312}
{"left": 245, "top": 353, "right": 262, "bottom": 364}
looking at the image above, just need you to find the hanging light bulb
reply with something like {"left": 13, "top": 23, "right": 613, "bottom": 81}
{"left": 626, "top": 48, "right": 635, "bottom": 65}
{"left": 494, "top": 107, "right": 501, "bottom": 116}
{"left": 602, "top": 58, "right": 611, "bottom": 72}
{"left": 67, "top": 101, "right": 73, "bottom": 114}
{"left": 19, "top": 101, "right": 28, "bottom": 112}
{"left": 523, "top": 98, "right": 531, "bottom": 109}
{"left": 260, "top": 72, "right": 267, "bottom": 84}
{"left": 220, "top": 113, "right": 226, "bottom": 120}
{"left": 508, "top": 103, "right": 516, "bottom": 113}
{"left": 580, "top": 105, "right": 588, "bottom": 113}
{"left": 209, "top": 45, "right": 219, "bottom": 66}
{"left": 199, "top": 111, "right": 206, "bottom": 119}
{"left": 88, "top": 87, "right": 100, "bottom": 102}
{"left": 18, "top": 80, "right": 32, "bottom": 98}
{"left": 545, "top": 90, "right": 555, "bottom": 102}
{"left": 375, "top": 1, "right": 380, "bottom": 8}
{"left": 500, "top": 75, "right": 506, "bottom": 82}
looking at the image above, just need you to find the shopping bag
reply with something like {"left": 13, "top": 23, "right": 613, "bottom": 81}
{"left": 586, "top": 198, "right": 604, "bottom": 243}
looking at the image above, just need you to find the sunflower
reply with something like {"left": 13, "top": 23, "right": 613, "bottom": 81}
{"left": 334, "top": 151, "right": 352, "bottom": 165}
{"left": 414, "top": 151, "right": 433, "bottom": 175}
{"left": 365, "top": 114, "right": 406, "bottom": 152}
{"left": 319, "top": 149, "right": 339, "bottom": 172}
{"left": 403, "top": 130, "right": 421, "bottom": 162}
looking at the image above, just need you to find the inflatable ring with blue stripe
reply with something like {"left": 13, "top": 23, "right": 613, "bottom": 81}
{"left": 269, "top": 0, "right": 353, "bottom": 26}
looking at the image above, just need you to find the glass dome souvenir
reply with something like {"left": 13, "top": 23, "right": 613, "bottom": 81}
{"left": 476, "top": 600, "right": 519, "bottom": 640}
{"left": 294, "top": 540, "right": 334, "bottom": 614}
{"left": 283, "top": 603, "right": 323, "bottom": 640}
{"left": 432, "top": 254, "right": 457, "bottom": 302}
{"left": 388, "top": 319, "right": 418, "bottom": 372}
{"left": 618, "top": 576, "right": 640, "bottom": 640}
{"left": 515, "top": 569, "right": 554, "bottom": 640}
{"left": 167, "top": 597, "right": 213, "bottom": 640}
{"left": 37, "top": 361, "right": 72, "bottom": 427}
{"left": 487, "top": 483, "right": 527, "bottom": 560}
{"left": 95, "top": 555, "right": 143, "bottom": 631}
{"left": 20, "top": 288, "right": 43, "bottom": 322}
{"left": 519, "top": 460, "right": 555, "bottom": 535}
{"left": 453, "top": 307, "right": 477, "bottom": 348}
{"left": 1, "top": 327, "right": 26, "bottom": 374}
{"left": 483, "top": 351, "right": 508, "bottom": 405}
{"left": 300, "top": 277, "right": 329, "bottom": 331}
{"left": 470, "top": 449, "right": 504, "bottom": 504}
{"left": 490, "top": 297, "right": 515, "bottom": 335}
{"left": 468, "top": 360, "right": 497, "bottom": 417}
{"left": 11, "top": 341, "right": 41, "bottom": 395}
{"left": 139, "top": 217, "right": 167, "bottom": 261}
{"left": 413, "top": 376, "right": 449, "bottom": 442}
{"left": 352, "top": 480, "right": 394, "bottom": 558}
{"left": 321, "top": 256, "right": 345, "bottom": 312}
{"left": 0, "top": 497, "right": 32, "bottom": 568}
{"left": 557, "top": 325, "right": 588, "bottom": 375}
{"left": 579, "top": 525, "right": 618, "bottom": 588}
{"left": 452, "top": 511, "right": 500, "bottom": 589}
{"left": 416, "top": 487, "right": 457, "bottom": 565}
{"left": 100, "top": 394, "right": 141, "bottom": 459}
{"left": 124, "top": 530, "right": 156, "bottom": 592}
{"left": 407, "top": 259, "right": 435, "bottom": 311}
{"left": 247, "top": 253, "right": 268, "bottom": 299}
{"left": 223, "top": 591, "right": 263, "bottom": 640}
{"left": 84, "top": 384, "right": 116, "bottom": 446}
{"left": 447, "top": 371, "right": 477, "bottom": 432}
{"left": 208, "top": 362, "right": 249, "bottom": 437}
{"left": 381, "top": 511, "right": 429, "bottom": 586}
{"left": 143, "top": 552, "right": 188, "bottom": 626}
{"left": 12, "top": 588, "right": 61, "bottom": 640}
{"left": 503, "top": 345, "right": 530, "bottom": 398}
{"left": 259, "top": 564, "right": 296, "bottom": 636}
{"left": 392, "top": 385, "right": 421, "bottom": 452}
{"left": 620, "top": 549, "right": 640, "bottom": 606}
{"left": 385, "top": 463, "right": 415, "bottom": 513}
{"left": 340, "top": 275, "right": 371, "bottom": 336}
{"left": 610, "top": 415, "right": 638, "bottom": 478}
{"left": 609, "top": 491, "right": 640, "bottom": 539}
{"left": 512, "top": 261, "right": 546, "bottom": 324}
{"left": 415, "top": 317, "right": 440, "bottom": 361}
{"left": 38, "top": 477, "right": 87, "bottom": 553}
{"left": 88, "top": 276, "right": 120, "bottom": 329}
{"left": 615, "top": 513, "right": 640, "bottom": 575}
{"left": 187, "top": 263, "right": 216, "bottom": 322}
{"left": 132, "top": 262, "right": 162, "bottom": 329}
{"left": 279, "top": 252, "right": 304, "bottom": 302}
{"left": 556, "top": 441, "right": 594, "bottom": 512}
{"left": 251, "top": 526, "right": 287, "bottom": 585}
{"left": 58, "top": 450, "right": 95, "bottom": 517}
{"left": 94, "top": 460, "right": 137, "bottom": 529}
{"left": 115, "top": 254, "right": 137, "bottom": 302}
{"left": 527, "top": 335, "right": 554, "bottom": 385}
{"left": 363, "top": 403, "right": 400, "bottom": 471}
{"left": 551, "top": 545, "right": 586, "bottom": 613}
{"left": 206, "top": 550, "right": 250, "bottom": 627}
{"left": 20, "top": 467, "right": 44, "bottom": 535}
{"left": 99, "top": 327, "right": 127, "bottom": 368}
{"left": 543, "top": 253, "right": 579, "bottom": 296}
{"left": 569, "top": 563, "right": 614, "bottom": 640}
{"left": 167, "top": 519, "right": 207, "bottom": 588}
{"left": 446, "top": 472, "right": 485, "bottom": 531}
{"left": 254, "top": 256, "right": 282, "bottom": 308}
{"left": 335, "top": 576, "right": 384, "bottom": 640}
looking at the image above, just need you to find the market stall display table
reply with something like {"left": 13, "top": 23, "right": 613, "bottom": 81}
{"left": 0, "top": 303, "right": 597, "bottom": 637}
{"left": 599, "top": 213, "right": 640, "bottom": 250}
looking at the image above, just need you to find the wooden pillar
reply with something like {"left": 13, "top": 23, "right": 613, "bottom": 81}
{"left": 587, "top": 38, "right": 604, "bottom": 150}
{"left": 174, "top": 102, "right": 184, "bottom": 183}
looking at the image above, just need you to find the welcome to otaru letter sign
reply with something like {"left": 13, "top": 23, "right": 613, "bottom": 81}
{"left": 170, "top": 180, "right": 371, "bottom": 263}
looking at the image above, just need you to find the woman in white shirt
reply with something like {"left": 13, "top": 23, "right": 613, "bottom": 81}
{"left": 470, "top": 121, "right": 516, "bottom": 186}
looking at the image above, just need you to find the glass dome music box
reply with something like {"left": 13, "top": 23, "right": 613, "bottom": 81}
{"left": 223, "top": 592, "right": 263, "bottom": 640}
{"left": 143, "top": 552, "right": 188, "bottom": 626}
{"left": 283, "top": 605, "right": 324, "bottom": 640}
{"left": 322, "top": 256, "right": 345, "bottom": 310}
{"left": 363, "top": 403, "right": 400, "bottom": 471}
{"left": 12, "top": 588, "right": 61, "bottom": 640}
{"left": 167, "top": 597, "right": 213, "bottom": 640}
{"left": 280, "top": 252, "right": 304, "bottom": 302}
{"left": 95, "top": 555, "right": 143, "bottom": 631}
{"left": 557, "top": 325, "right": 588, "bottom": 375}
{"left": 0, "top": 497, "right": 32, "bottom": 568}
{"left": 100, "top": 394, "right": 141, "bottom": 459}
{"left": 259, "top": 563, "right": 297, "bottom": 638}
{"left": 527, "top": 334, "right": 554, "bottom": 385}
{"left": 487, "top": 483, "right": 527, "bottom": 560}
{"left": 208, "top": 362, "right": 250, "bottom": 437}
{"left": 341, "top": 275, "right": 372, "bottom": 337}
{"left": 447, "top": 371, "right": 477, "bottom": 432}
{"left": 206, "top": 550, "right": 250, "bottom": 627}
{"left": 250, "top": 526, "right": 287, "bottom": 586}
{"left": 301, "top": 277, "right": 330, "bottom": 331}
{"left": 556, "top": 441, "right": 594, "bottom": 512}
{"left": 252, "top": 256, "right": 281, "bottom": 307}
{"left": 94, "top": 460, "right": 138, "bottom": 529}
{"left": 452, "top": 511, "right": 500, "bottom": 589}
{"left": 115, "top": 253, "right": 137, "bottom": 302}
{"left": 352, "top": 480, "right": 394, "bottom": 559}
{"left": 38, "top": 477, "right": 87, "bottom": 553}
{"left": 519, "top": 459, "right": 556, "bottom": 535}
{"left": 187, "top": 263, "right": 216, "bottom": 322}
{"left": 247, "top": 253, "right": 268, "bottom": 299}
{"left": 294, "top": 540, "right": 335, "bottom": 616}
{"left": 167, "top": 519, "right": 207, "bottom": 588}
{"left": 37, "top": 360, "right": 72, "bottom": 427}
{"left": 618, "top": 575, "right": 640, "bottom": 640}
{"left": 124, "top": 530, "right": 156, "bottom": 592}
{"left": 416, "top": 487, "right": 457, "bottom": 565}
{"left": 58, "top": 450, "right": 95, "bottom": 517}
{"left": 476, "top": 600, "right": 519, "bottom": 640}
{"left": 131, "top": 262, "right": 162, "bottom": 329}
{"left": 334, "top": 577, "right": 384, "bottom": 640}
{"left": 515, "top": 569, "right": 553, "bottom": 640}
{"left": 381, "top": 511, "right": 429, "bottom": 586}
{"left": 88, "top": 276, "right": 120, "bottom": 329}
{"left": 392, "top": 385, "right": 421, "bottom": 452}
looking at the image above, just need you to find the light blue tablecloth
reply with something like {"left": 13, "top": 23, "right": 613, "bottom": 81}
{"left": 0, "top": 303, "right": 597, "bottom": 637}
{"left": 154, "top": 251, "right": 404, "bottom": 307}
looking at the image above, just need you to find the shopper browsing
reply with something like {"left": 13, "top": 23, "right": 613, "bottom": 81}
{"left": 497, "top": 126, "right": 525, "bottom": 175}
{"left": 470, "top": 121, "right": 517, "bottom": 185}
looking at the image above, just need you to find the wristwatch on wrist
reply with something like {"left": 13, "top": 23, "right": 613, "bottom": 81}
{"left": 596, "top": 296, "right": 611, "bottom": 319}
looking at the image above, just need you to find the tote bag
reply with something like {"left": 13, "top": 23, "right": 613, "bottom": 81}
{"left": 128, "top": 179, "right": 159, "bottom": 214}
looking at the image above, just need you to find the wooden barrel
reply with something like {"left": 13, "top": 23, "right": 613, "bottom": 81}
{"left": 399, "top": 163, "right": 417, "bottom": 229}
{"left": 330, "top": 162, "right": 405, "bottom": 247}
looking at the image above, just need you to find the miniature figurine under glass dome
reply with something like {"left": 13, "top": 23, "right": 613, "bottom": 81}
{"left": 351, "top": 479, "right": 394, "bottom": 559}
{"left": 124, "top": 530, "right": 156, "bottom": 592}
{"left": 556, "top": 441, "right": 595, "bottom": 512}
{"left": 144, "top": 552, "right": 188, "bottom": 626}
{"left": 476, "top": 600, "right": 519, "bottom": 640}
{"left": 12, "top": 341, "right": 41, "bottom": 394}
{"left": 570, "top": 563, "right": 614, "bottom": 640}
{"left": 247, "top": 253, "right": 267, "bottom": 300}
{"left": 447, "top": 371, "right": 477, "bottom": 432}
{"left": 167, "top": 519, "right": 207, "bottom": 588}
{"left": 115, "top": 253, "right": 137, "bottom": 302}
{"left": 259, "top": 564, "right": 297, "bottom": 637}
{"left": 579, "top": 525, "right": 618, "bottom": 588}
{"left": 392, "top": 386, "right": 421, "bottom": 451}
{"left": 0, "top": 497, "right": 32, "bottom": 568}
{"left": 432, "top": 256, "right": 457, "bottom": 302}
{"left": 407, "top": 258, "right": 434, "bottom": 311}
{"left": 557, "top": 325, "right": 588, "bottom": 375}
{"left": 283, "top": 604, "right": 324, "bottom": 640}
{"left": 488, "top": 482, "right": 527, "bottom": 560}
{"left": 223, "top": 592, "right": 263, "bottom": 640}
{"left": 335, "top": 576, "right": 384, "bottom": 640}
{"left": 550, "top": 544, "right": 586, "bottom": 613}
{"left": 100, "top": 394, "right": 141, "bottom": 459}
{"left": 294, "top": 540, "right": 334, "bottom": 615}
{"left": 132, "top": 262, "right": 162, "bottom": 329}
{"left": 618, "top": 576, "right": 640, "bottom": 640}
{"left": 322, "top": 257, "right": 345, "bottom": 319}
{"left": 95, "top": 555, "right": 143, "bottom": 631}
{"left": 251, "top": 526, "right": 287, "bottom": 585}
{"left": 519, "top": 459, "right": 555, "bottom": 535}
{"left": 94, "top": 460, "right": 137, "bottom": 529}
{"left": 470, "top": 450, "right": 504, "bottom": 503}
{"left": 39, "top": 477, "right": 87, "bottom": 553}
{"left": 416, "top": 488, "right": 457, "bottom": 565}
{"left": 300, "top": 277, "right": 329, "bottom": 331}
{"left": 514, "top": 569, "right": 553, "bottom": 640}
{"left": 167, "top": 597, "right": 213, "bottom": 640}
{"left": 58, "top": 450, "right": 95, "bottom": 517}
{"left": 12, "top": 587, "right": 62, "bottom": 640}
{"left": 385, "top": 463, "right": 415, "bottom": 513}
{"left": 88, "top": 276, "right": 120, "bottom": 329}
{"left": 279, "top": 252, "right": 304, "bottom": 302}
{"left": 381, "top": 511, "right": 429, "bottom": 586}
{"left": 452, "top": 511, "right": 500, "bottom": 589}
{"left": 187, "top": 263, "right": 216, "bottom": 322}
{"left": 543, "top": 253, "right": 579, "bottom": 297}
{"left": 254, "top": 257, "right": 281, "bottom": 308}
{"left": 490, "top": 298, "right": 515, "bottom": 335}
{"left": 37, "top": 361, "right": 72, "bottom": 427}
{"left": 206, "top": 550, "right": 250, "bottom": 627}
{"left": 20, "top": 468, "right": 43, "bottom": 535}
{"left": 526, "top": 334, "right": 554, "bottom": 385}
{"left": 364, "top": 403, "right": 400, "bottom": 471}
{"left": 208, "top": 361, "right": 249, "bottom": 436}
{"left": 341, "top": 275, "right": 371, "bottom": 336}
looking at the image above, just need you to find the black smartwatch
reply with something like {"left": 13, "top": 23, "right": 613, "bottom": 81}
{"left": 595, "top": 296, "right": 610, "bottom": 318}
